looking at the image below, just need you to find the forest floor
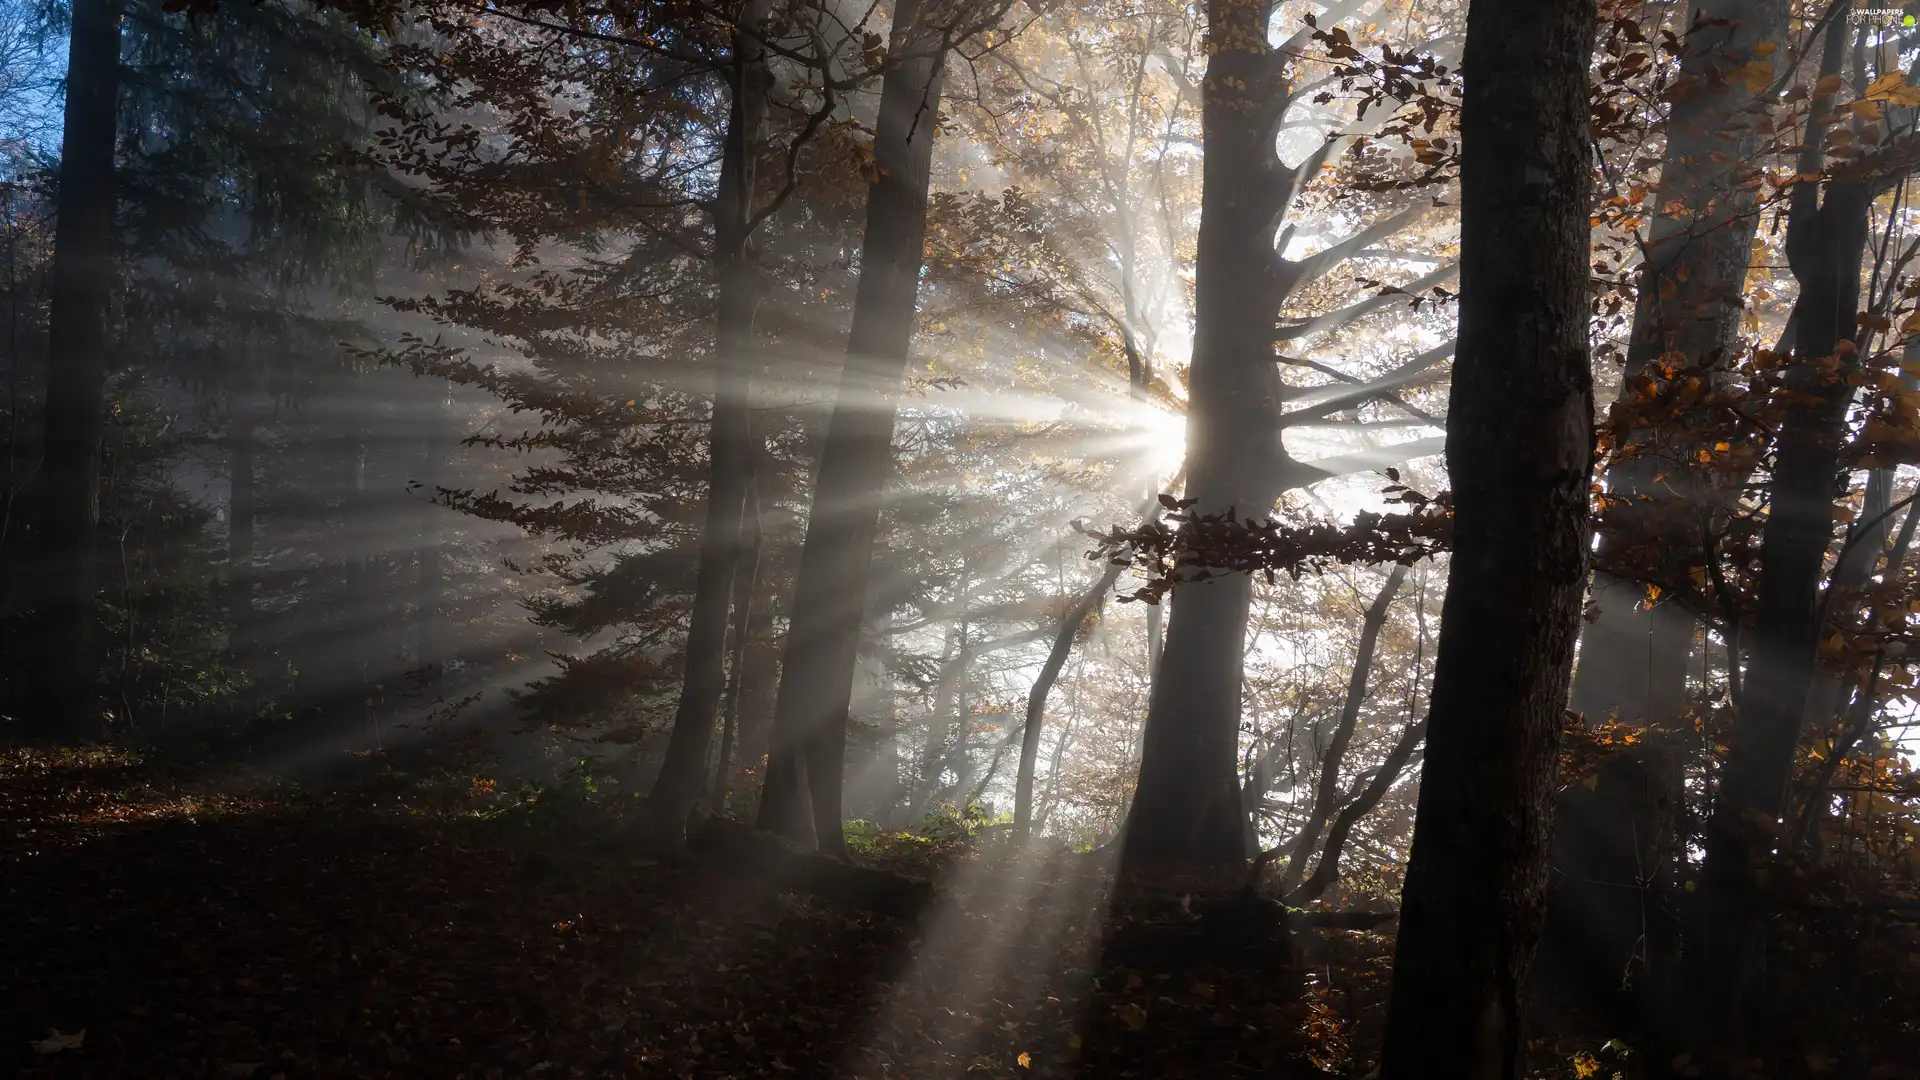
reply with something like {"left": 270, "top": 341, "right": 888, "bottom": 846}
{"left": 0, "top": 746, "right": 1395, "bottom": 1080}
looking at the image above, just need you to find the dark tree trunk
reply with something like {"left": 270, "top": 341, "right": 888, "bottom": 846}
{"left": 645, "top": 1, "right": 772, "bottom": 845}
{"left": 414, "top": 376, "right": 451, "bottom": 696}
{"left": 1692, "top": 7, "right": 1870, "bottom": 1052}
{"left": 1377, "top": 0, "right": 1596, "bottom": 1076}
{"left": 1117, "top": 0, "right": 1299, "bottom": 868}
{"left": 343, "top": 410, "right": 376, "bottom": 743}
{"left": 732, "top": 575, "right": 780, "bottom": 783}
{"left": 757, "top": 2, "right": 947, "bottom": 855}
{"left": 1548, "top": 0, "right": 1790, "bottom": 1034}
{"left": 29, "top": 0, "right": 121, "bottom": 740}
{"left": 226, "top": 362, "right": 257, "bottom": 661}
{"left": 1278, "top": 563, "right": 1407, "bottom": 893}
{"left": 712, "top": 480, "right": 763, "bottom": 810}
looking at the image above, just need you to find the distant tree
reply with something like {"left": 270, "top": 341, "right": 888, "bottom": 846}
{"left": 756, "top": 0, "right": 1015, "bottom": 854}
{"left": 1541, "top": 0, "right": 1791, "bottom": 1035}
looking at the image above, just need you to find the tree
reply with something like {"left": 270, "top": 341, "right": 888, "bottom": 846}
{"left": 1116, "top": 0, "right": 1459, "bottom": 868}
{"left": 1542, "top": 0, "right": 1791, "bottom": 1031}
{"left": 1692, "top": 2, "right": 1876, "bottom": 1052}
{"left": 29, "top": 0, "right": 121, "bottom": 739}
{"left": 756, "top": 0, "right": 1011, "bottom": 853}
{"left": 1273, "top": 561, "right": 1406, "bottom": 892}
{"left": 1377, "top": 0, "right": 1596, "bottom": 1075}
{"left": 642, "top": 0, "right": 778, "bottom": 846}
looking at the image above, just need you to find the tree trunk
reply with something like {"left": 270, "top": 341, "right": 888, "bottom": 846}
{"left": 645, "top": 1, "right": 772, "bottom": 845}
{"left": 226, "top": 358, "right": 257, "bottom": 661}
{"left": 344, "top": 410, "right": 376, "bottom": 744}
{"left": 1693, "top": 6, "right": 1869, "bottom": 1051}
{"left": 1117, "top": 0, "right": 1300, "bottom": 868}
{"left": 1278, "top": 564, "right": 1407, "bottom": 892}
{"left": 757, "top": 0, "right": 948, "bottom": 856}
{"left": 30, "top": 0, "right": 121, "bottom": 740}
{"left": 1574, "top": 0, "right": 1790, "bottom": 721}
{"left": 912, "top": 564, "right": 968, "bottom": 813}
{"left": 1549, "top": 0, "right": 1790, "bottom": 1034}
{"left": 414, "top": 376, "right": 452, "bottom": 696}
{"left": 733, "top": 574, "right": 779, "bottom": 782}
{"left": 713, "top": 480, "right": 763, "bottom": 810}
{"left": 1378, "top": 0, "right": 1596, "bottom": 1076}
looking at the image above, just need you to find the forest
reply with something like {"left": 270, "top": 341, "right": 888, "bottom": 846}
{"left": 2, "top": 0, "right": 1918, "bottom": 1076}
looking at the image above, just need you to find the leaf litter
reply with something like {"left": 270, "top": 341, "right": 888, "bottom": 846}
{"left": 1, "top": 749, "right": 1389, "bottom": 1078}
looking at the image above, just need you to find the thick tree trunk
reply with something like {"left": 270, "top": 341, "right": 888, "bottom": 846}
{"left": 757, "top": 0, "right": 947, "bottom": 856}
{"left": 1550, "top": 0, "right": 1790, "bottom": 1032}
{"left": 1377, "top": 1, "right": 1596, "bottom": 1076}
{"left": 1118, "top": 0, "right": 1299, "bottom": 868}
{"left": 1693, "top": 8, "right": 1870, "bottom": 1051}
{"left": 645, "top": 2, "right": 771, "bottom": 845}
{"left": 1278, "top": 564, "right": 1407, "bottom": 893}
{"left": 30, "top": 0, "right": 121, "bottom": 740}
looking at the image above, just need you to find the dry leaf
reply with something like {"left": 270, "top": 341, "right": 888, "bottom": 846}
{"left": 31, "top": 1028, "right": 85, "bottom": 1055}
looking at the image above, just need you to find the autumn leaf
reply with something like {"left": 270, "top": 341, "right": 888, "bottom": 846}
{"left": 1866, "top": 72, "right": 1920, "bottom": 107}
{"left": 1733, "top": 59, "right": 1774, "bottom": 94}
{"left": 1016, "top": 1051, "right": 1031, "bottom": 1068}
{"left": 31, "top": 1027, "right": 85, "bottom": 1055}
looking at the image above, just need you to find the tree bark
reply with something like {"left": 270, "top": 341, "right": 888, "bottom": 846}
{"left": 758, "top": 0, "right": 948, "bottom": 856}
{"left": 30, "top": 0, "right": 121, "bottom": 740}
{"left": 645, "top": 0, "right": 772, "bottom": 845}
{"left": 1377, "top": 1, "right": 1596, "bottom": 1076}
{"left": 1117, "top": 0, "right": 1300, "bottom": 868}
{"left": 1692, "top": 6, "right": 1870, "bottom": 1051}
